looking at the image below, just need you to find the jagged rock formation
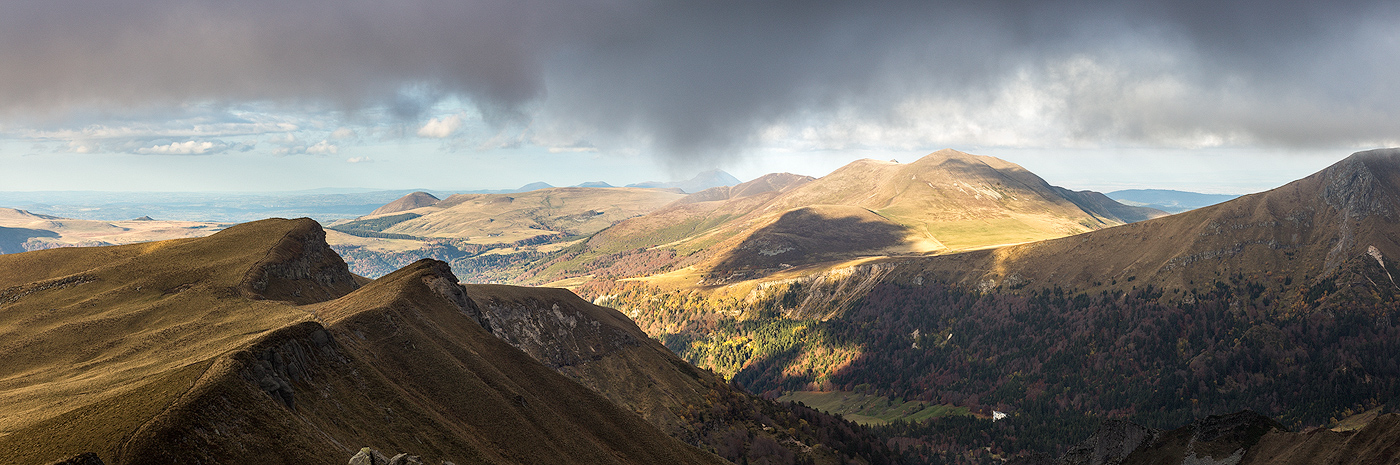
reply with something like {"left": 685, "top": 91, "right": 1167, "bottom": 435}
{"left": 348, "top": 447, "right": 433, "bottom": 465}
{"left": 237, "top": 218, "right": 362, "bottom": 304}
{"left": 48, "top": 452, "right": 106, "bottom": 465}
{"left": 1057, "top": 419, "right": 1162, "bottom": 465}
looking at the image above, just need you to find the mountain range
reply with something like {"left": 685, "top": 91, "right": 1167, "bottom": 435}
{"left": 1108, "top": 189, "right": 1240, "bottom": 213}
{"left": 513, "top": 149, "right": 1165, "bottom": 288}
{"left": 586, "top": 149, "right": 1400, "bottom": 462}
{"left": 0, "top": 219, "right": 896, "bottom": 464}
{"left": 8, "top": 148, "right": 1400, "bottom": 463}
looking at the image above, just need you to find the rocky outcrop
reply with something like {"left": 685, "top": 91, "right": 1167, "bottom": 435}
{"left": 1033, "top": 411, "right": 1288, "bottom": 465}
{"left": 418, "top": 260, "right": 491, "bottom": 331}
{"left": 240, "top": 323, "right": 344, "bottom": 411}
{"left": 348, "top": 448, "right": 441, "bottom": 465}
{"left": 1060, "top": 419, "right": 1161, "bottom": 465}
{"left": 47, "top": 452, "right": 105, "bottom": 465}
{"left": 239, "top": 218, "right": 361, "bottom": 304}
{"left": 470, "top": 285, "right": 641, "bottom": 369}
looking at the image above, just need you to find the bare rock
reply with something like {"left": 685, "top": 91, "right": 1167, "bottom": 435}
{"left": 47, "top": 452, "right": 105, "bottom": 465}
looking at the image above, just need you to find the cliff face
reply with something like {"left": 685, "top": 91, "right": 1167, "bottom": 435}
{"left": 238, "top": 218, "right": 362, "bottom": 304}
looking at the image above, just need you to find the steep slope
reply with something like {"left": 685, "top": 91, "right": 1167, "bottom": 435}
{"left": 892, "top": 148, "right": 1400, "bottom": 303}
{"left": 0, "top": 218, "right": 360, "bottom": 463}
{"left": 586, "top": 149, "right": 1400, "bottom": 462}
{"left": 0, "top": 219, "right": 724, "bottom": 465}
{"left": 462, "top": 282, "right": 900, "bottom": 464}
{"left": 368, "top": 191, "right": 440, "bottom": 216}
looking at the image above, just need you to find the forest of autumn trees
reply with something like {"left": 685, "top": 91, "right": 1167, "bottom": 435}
{"left": 580, "top": 261, "right": 1400, "bottom": 463}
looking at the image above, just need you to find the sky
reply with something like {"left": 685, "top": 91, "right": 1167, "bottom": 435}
{"left": 1, "top": 0, "right": 1397, "bottom": 195}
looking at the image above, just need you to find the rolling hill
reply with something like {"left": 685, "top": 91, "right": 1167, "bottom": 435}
{"left": 367, "top": 191, "right": 440, "bottom": 216}
{"left": 326, "top": 187, "right": 686, "bottom": 279}
{"left": 519, "top": 149, "right": 1165, "bottom": 287}
{"left": 0, "top": 207, "right": 223, "bottom": 254}
{"left": 888, "top": 147, "right": 1400, "bottom": 303}
{"left": 0, "top": 218, "right": 728, "bottom": 464}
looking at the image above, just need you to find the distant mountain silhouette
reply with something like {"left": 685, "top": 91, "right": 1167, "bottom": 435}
{"left": 1108, "top": 188, "right": 1239, "bottom": 213}
{"left": 627, "top": 169, "right": 742, "bottom": 193}
{"left": 513, "top": 181, "right": 553, "bottom": 192}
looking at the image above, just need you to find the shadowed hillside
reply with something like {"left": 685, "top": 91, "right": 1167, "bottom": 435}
{"left": 0, "top": 219, "right": 725, "bottom": 464}
{"left": 890, "top": 148, "right": 1400, "bottom": 302}
{"left": 582, "top": 149, "right": 1400, "bottom": 463}
{"left": 518, "top": 149, "right": 1162, "bottom": 287}
{"left": 463, "top": 283, "right": 901, "bottom": 465}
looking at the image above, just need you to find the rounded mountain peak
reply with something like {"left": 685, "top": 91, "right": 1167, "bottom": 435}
{"left": 370, "top": 191, "right": 440, "bottom": 216}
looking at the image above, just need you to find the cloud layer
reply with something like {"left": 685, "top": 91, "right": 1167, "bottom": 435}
{"left": 2, "top": 0, "right": 1398, "bottom": 163}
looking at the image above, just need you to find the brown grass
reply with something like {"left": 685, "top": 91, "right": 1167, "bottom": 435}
{"left": 0, "top": 219, "right": 723, "bottom": 464}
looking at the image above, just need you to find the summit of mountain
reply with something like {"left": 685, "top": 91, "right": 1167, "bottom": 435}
{"left": 0, "top": 218, "right": 729, "bottom": 464}
{"left": 514, "top": 181, "right": 554, "bottom": 192}
{"left": 759, "top": 149, "right": 1166, "bottom": 249}
{"left": 566, "top": 149, "right": 1400, "bottom": 462}
{"left": 892, "top": 148, "right": 1400, "bottom": 303}
{"left": 368, "top": 191, "right": 440, "bottom": 216}
{"left": 520, "top": 149, "right": 1163, "bottom": 286}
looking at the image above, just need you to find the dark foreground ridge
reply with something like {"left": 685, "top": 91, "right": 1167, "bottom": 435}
{"left": 1010, "top": 410, "right": 1400, "bottom": 465}
{"left": 0, "top": 219, "right": 725, "bottom": 464}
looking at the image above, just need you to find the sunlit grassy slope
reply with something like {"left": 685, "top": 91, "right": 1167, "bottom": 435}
{"left": 0, "top": 218, "right": 724, "bottom": 465}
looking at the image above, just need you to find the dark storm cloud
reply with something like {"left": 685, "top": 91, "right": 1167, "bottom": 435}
{"left": 1, "top": 0, "right": 1397, "bottom": 159}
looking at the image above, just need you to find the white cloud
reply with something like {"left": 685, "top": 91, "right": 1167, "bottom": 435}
{"left": 64, "top": 140, "right": 99, "bottom": 154}
{"left": 136, "top": 140, "right": 221, "bottom": 155}
{"left": 417, "top": 115, "right": 463, "bottom": 138}
{"left": 346, "top": 156, "right": 372, "bottom": 163}
{"left": 547, "top": 146, "right": 599, "bottom": 153}
{"left": 305, "top": 140, "right": 338, "bottom": 154}
{"left": 330, "top": 127, "right": 358, "bottom": 139}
